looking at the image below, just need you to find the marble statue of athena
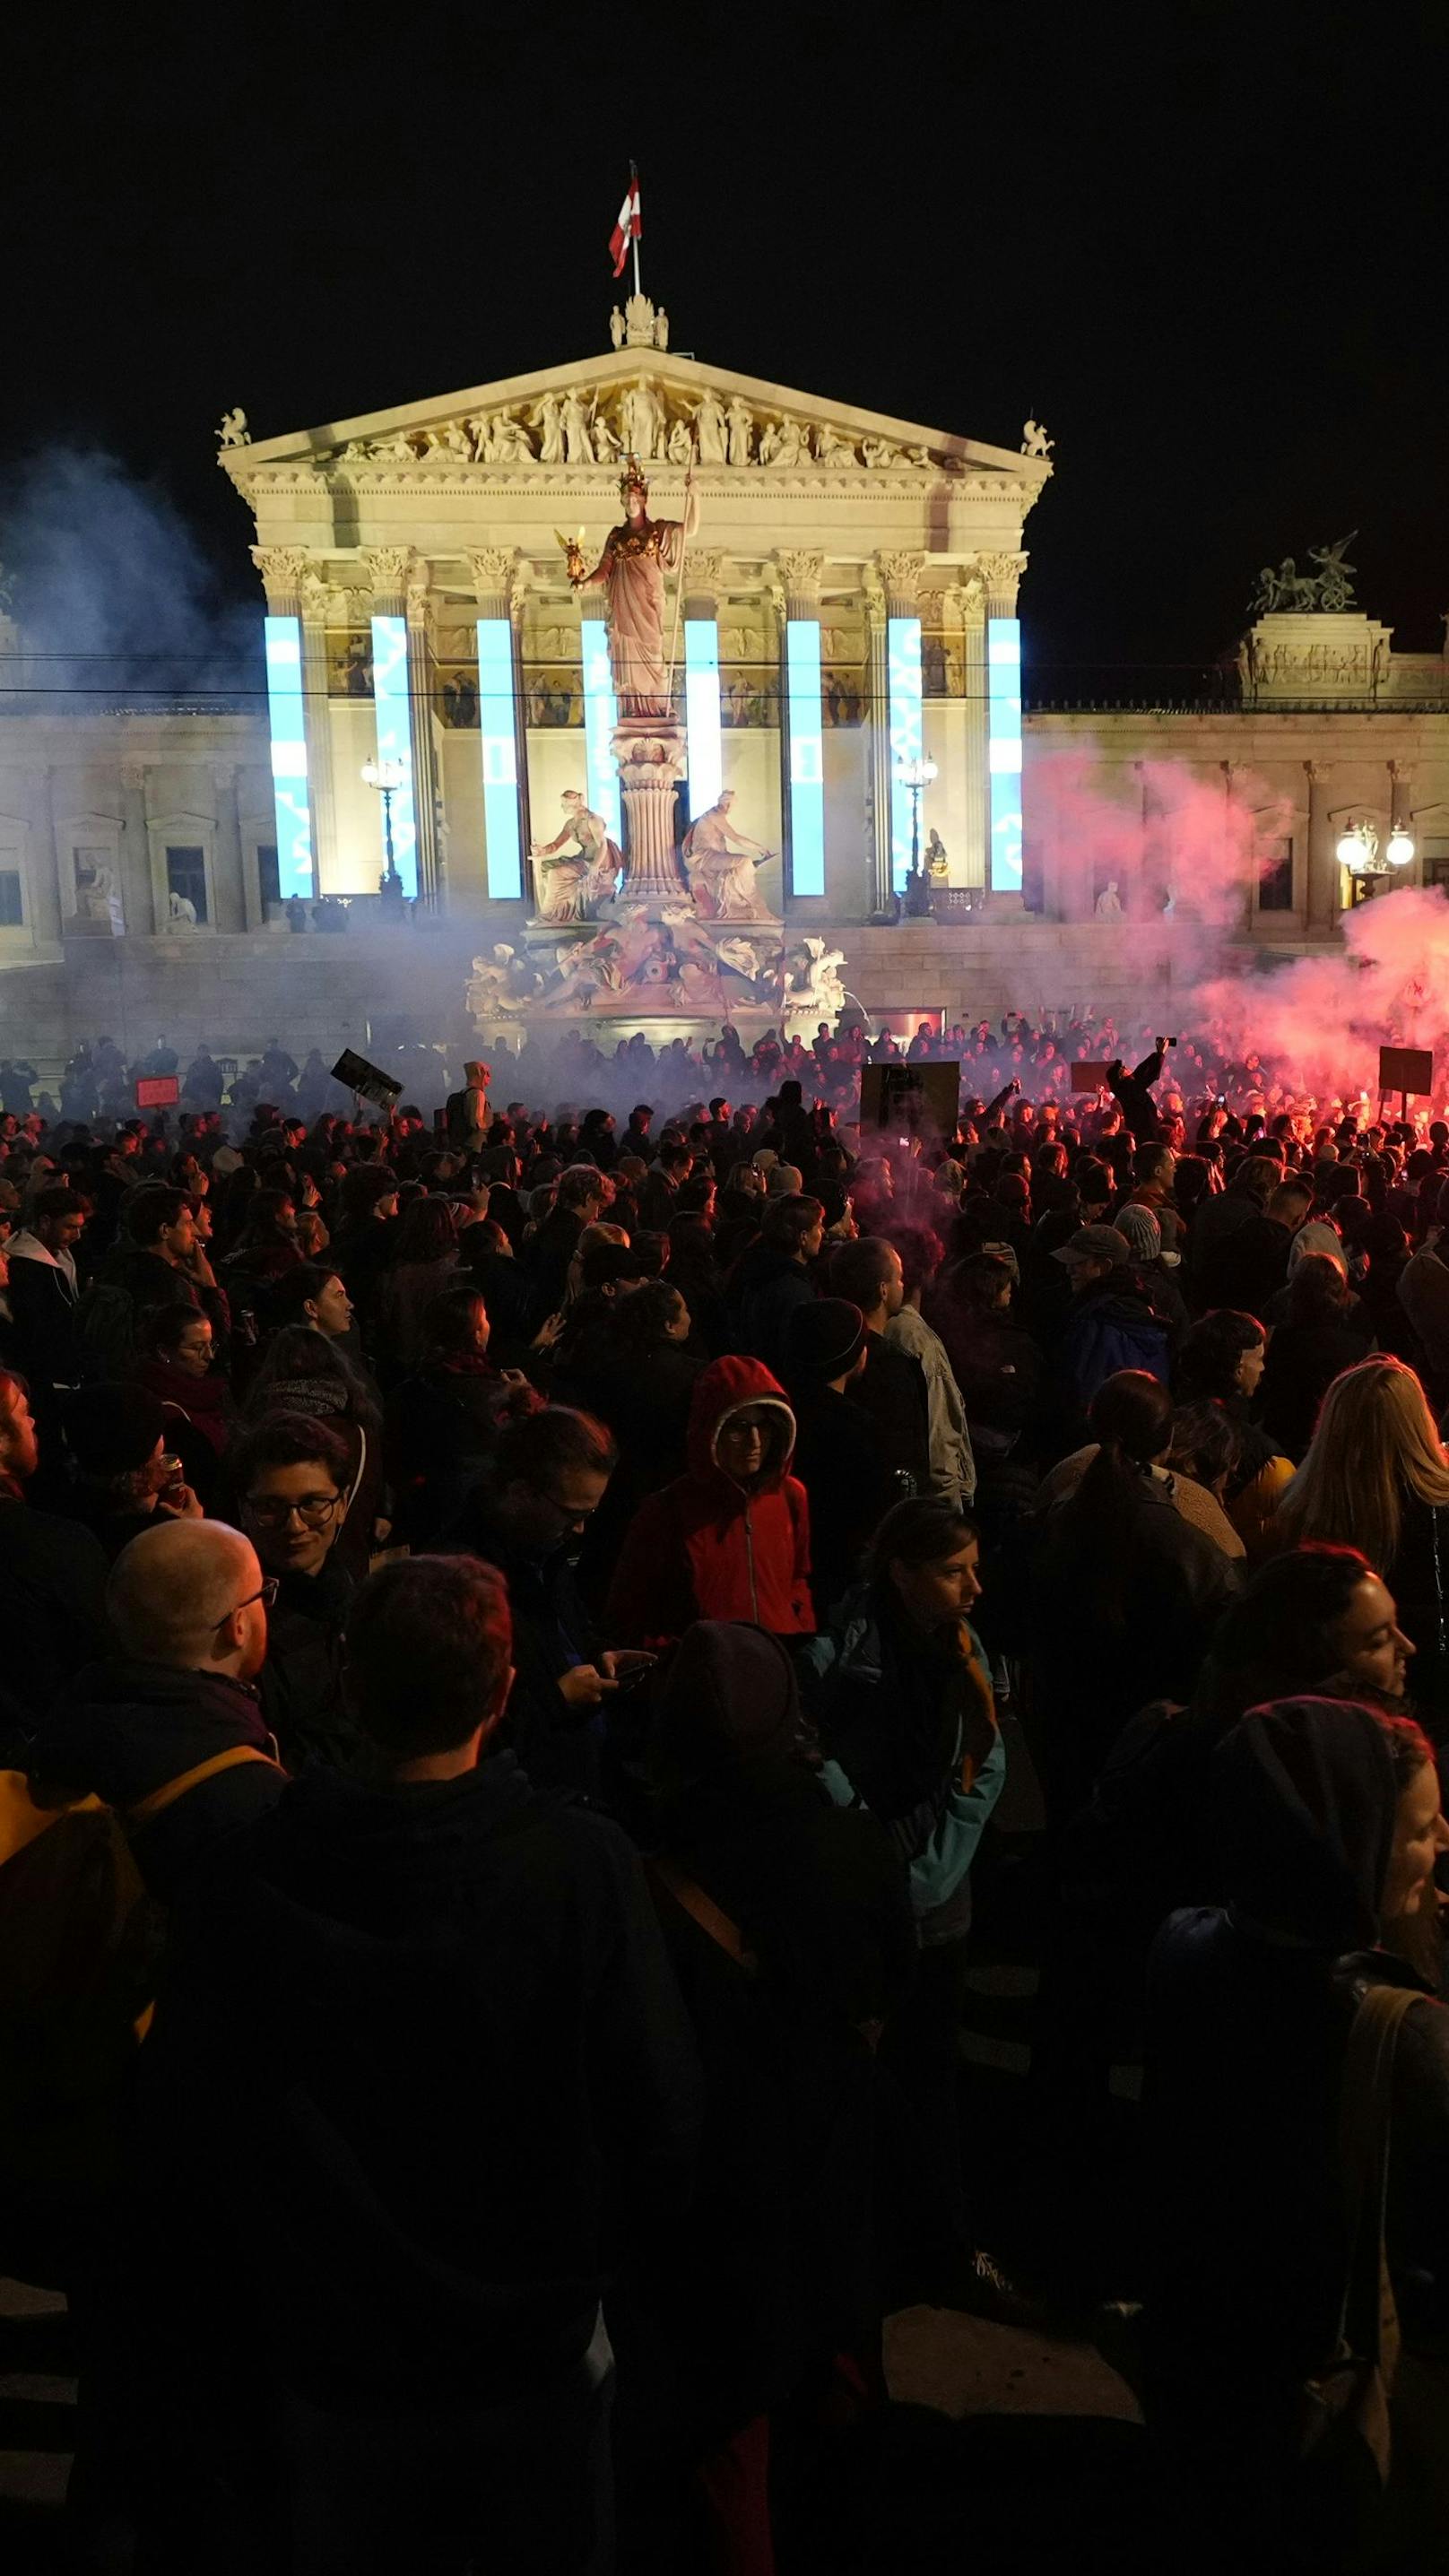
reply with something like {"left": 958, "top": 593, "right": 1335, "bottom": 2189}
{"left": 565, "top": 458, "right": 700, "bottom": 717}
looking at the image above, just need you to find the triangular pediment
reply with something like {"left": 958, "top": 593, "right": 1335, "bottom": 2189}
{"left": 221, "top": 344, "right": 1048, "bottom": 496}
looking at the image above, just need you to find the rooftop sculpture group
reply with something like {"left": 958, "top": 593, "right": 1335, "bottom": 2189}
{"left": 1250, "top": 533, "right": 1358, "bottom": 616}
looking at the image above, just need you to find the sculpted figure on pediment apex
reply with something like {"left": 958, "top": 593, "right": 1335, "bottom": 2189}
{"left": 619, "top": 378, "right": 664, "bottom": 460}
{"left": 725, "top": 397, "right": 754, "bottom": 467}
{"left": 561, "top": 391, "right": 596, "bottom": 464}
{"left": 693, "top": 389, "right": 728, "bottom": 466}
{"left": 532, "top": 393, "right": 565, "bottom": 465}
{"left": 759, "top": 419, "right": 804, "bottom": 468}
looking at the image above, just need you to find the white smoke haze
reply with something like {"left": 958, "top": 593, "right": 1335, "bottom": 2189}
{"left": 0, "top": 448, "right": 261, "bottom": 707}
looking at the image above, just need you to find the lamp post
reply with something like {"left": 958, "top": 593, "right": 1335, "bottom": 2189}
{"left": 1334, "top": 815, "right": 1415, "bottom": 898}
{"left": 898, "top": 755, "right": 938, "bottom": 876}
{"left": 361, "top": 757, "right": 405, "bottom": 897}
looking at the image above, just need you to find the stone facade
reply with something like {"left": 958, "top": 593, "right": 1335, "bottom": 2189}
{"left": 0, "top": 315, "right": 1445, "bottom": 1065}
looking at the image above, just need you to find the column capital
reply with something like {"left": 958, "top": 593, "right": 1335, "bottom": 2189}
{"left": 775, "top": 549, "right": 825, "bottom": 617}
{"left": 979, "top": 551, "right": 1028, "bottom": 616}
{"left": 250, "top": 545, "right": 308, "bottom": 614}
{"left": 120, "top": 757, "right": 146, "bottom": 793}
{"left": 946, "top": 572, "right": 986, "bottom": 630}
{"left": 1389, "top": 759, "right": 1416, "bottom": 788}
{"left": 468, "top": 546, "right": 516, "bottom": 607}
{"left": 1304, "top": 759, "right": 1334, "bottom": 785}
{"left": 683, "top": 550, "right": 727, "bottom": 613}
{"left": 362, "top": 547, "right": 413, "bottom": 613}
{"left": 298, "top": 561, "right": 331, "bottom": 625}
{"left": 878, "top": 550, "right": 924, "bottom": 615}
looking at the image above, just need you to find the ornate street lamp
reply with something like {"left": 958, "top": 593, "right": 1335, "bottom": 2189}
{"left": 1335, "top": 820, "right": 1383, "bottom": 877}
{"left": 361, "top": 757, "right": 406, "bottom": 894}
{"left": 898, "top": 756, "right": 939, "bottom": 878}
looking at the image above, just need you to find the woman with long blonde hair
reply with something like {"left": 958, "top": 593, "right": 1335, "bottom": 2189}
{"left": 1276, "top": 1355, "right": 1449, "bottom": 1730}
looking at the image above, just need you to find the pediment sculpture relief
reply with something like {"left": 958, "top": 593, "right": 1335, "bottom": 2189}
{"left": 326, "top": 379, "right": 967, "bottom": 478}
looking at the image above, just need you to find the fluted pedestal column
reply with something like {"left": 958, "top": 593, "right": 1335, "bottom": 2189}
{"left": 613, "top": 717, "right": 689, "bottom": 903}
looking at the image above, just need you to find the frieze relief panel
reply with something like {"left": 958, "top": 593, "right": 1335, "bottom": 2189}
{"left": 260, "top": 379, "right": 1033, "bottom": 489}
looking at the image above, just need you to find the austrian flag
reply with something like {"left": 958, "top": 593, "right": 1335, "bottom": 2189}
{"left": 609, "top": 168, "right": 641, "bottom": 279}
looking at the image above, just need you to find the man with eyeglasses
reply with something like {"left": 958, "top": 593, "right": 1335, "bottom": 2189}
{"left": 33, "top": 1518, "right": 283, "bottom": 1902}
{"left": 232, "top": 1413, "right": 359, "bottom": 1773}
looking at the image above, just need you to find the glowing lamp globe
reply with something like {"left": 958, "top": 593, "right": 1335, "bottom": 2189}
{"left": 1386, "top": 825, "right": 1416, "bottom": 868}
{"left": 1336, "top": 828, "right": 1364, "bottom": 869}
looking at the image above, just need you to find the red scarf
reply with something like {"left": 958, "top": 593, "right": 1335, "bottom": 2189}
{"left": 138, "top": 1358, "right": 233, "bottom": 1458}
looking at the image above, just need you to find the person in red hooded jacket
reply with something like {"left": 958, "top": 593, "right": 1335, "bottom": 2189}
{"left": 605, "top": 1355, "right": 815, "bottom": 1644}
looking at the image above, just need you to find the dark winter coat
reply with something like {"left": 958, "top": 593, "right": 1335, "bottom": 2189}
{"left": 129, "top": 1755, "right": 702, "bottom": 2409}
{"left": 33, "top": 1660, "right": 283, "bottom": 1901}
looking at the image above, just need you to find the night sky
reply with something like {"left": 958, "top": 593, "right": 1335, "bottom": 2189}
{"left": 4, "top": 7, "right": 1445, "bottom": 695}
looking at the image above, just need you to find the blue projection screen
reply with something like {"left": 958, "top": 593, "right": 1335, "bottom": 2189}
{"left": 369, "top": 615, "right": 419, "bottom": 898}
{"left": 785, "top": 620, "right": 826, "bottom": 897}
{"left": 263, "top": 615, "right": 313, "bottom": 898}
{"left": 684, "top": 619, "right": 724, "bottom": 820}
{"left": 888, "top": 614, "right": 923, "bottom": 889}
{"left": 476, "top": 620, "right": 523, "bottom": 901}
{"left": 988, "top": 617, "right": 1023, "bottom": 891}
{"left": 581, "top": 622, "right": 623, "bottom": 844}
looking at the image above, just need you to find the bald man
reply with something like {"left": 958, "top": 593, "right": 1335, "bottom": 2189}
{"left": 32, "top": 1518, "right": 285, "bottom": 1900}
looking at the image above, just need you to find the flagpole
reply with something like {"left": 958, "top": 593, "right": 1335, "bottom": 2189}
{"left": 630, "top": 160, "right": 642, "bottom": 299}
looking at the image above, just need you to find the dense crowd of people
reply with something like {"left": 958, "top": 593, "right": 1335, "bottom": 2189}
{"left": 6, "top": 1019, "right": 1449, "bottom": 2571}
{"left": 7, "top": 993, "right": 1418, "bottom": 1143}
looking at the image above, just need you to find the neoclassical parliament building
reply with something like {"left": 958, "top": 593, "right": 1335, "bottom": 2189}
{"left": 2, "top": 298, "right": 1446, "bottom": 1063}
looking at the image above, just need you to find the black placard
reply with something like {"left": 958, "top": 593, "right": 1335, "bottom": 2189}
{"left": 332, "top": 1047, "right": 403, "bottom": 1109}
{"left": 1378, "top": 1046, "right": 1435, "bottom": 1100}
{"left": 860, "top": 1062, "right": 960, "bottom": 1134}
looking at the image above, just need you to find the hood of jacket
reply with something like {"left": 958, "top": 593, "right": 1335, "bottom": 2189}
{"left": 653, "top": 1619, "right": 800, "bottom": 1797}
{"left": 1211, "top": 1696, "right": 1403, "bottom": 1950}
{"left": 7, "top": 1229, "right": 77, "bottom": 1289}
{"left": 685, "top": 1352, "right": 796, "bottom": 1496}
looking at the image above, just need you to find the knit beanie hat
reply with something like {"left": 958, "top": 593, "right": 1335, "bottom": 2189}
{"left": 784, "top": 1297, "right": 866, "bottom": 1384}
{"left": 1115, "top": 1203, "right": 1162, "bottom": 1263}
{"left": 65, "top": 1383, "right": 166, "bottom": 1475}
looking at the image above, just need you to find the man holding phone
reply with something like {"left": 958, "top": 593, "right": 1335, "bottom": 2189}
{"left": 454, "top": 1404, "right": 652, "bottom": 1800}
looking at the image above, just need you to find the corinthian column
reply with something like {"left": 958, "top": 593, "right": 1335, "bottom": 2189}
{"left": 863, "top": 566, "right": 892, "bottom": 916}
{"left": 954, "top": 571, "right": 988, "bottom": 890}
{"left": 298, "top": 562, "right": 339, "bottom": 892}
{"left": 405, "top": 559, "right": 443, "bottom": 906}
{"left": 775, "top": 551, "right": 824, "bottom": 906}
{"left": 1305, "top": 760, "right": 1337, "bottom": 936}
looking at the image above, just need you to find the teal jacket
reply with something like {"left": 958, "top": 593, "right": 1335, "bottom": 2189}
{"left": 806, "top": 1600, "right": 1006, "bottom": 1939}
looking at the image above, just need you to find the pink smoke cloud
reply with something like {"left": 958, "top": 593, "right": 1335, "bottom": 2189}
{"left": 1026, "top": 747, "right": 1292, "bottom": 927}
{"left": 1198, "top": 886, "right": 1449, "bottom": 1106}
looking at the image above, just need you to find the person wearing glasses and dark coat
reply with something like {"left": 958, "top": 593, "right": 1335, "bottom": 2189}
{"left": 230, "top": 1413, "right": 361, "bottom": 1774}
{"left": 452, "top": 1405, "right": 650, "bottom": 1800}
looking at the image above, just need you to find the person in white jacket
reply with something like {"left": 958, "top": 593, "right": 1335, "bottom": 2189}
{"left": 884, "top": 1222, "right": 976, "bottom": 1507}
